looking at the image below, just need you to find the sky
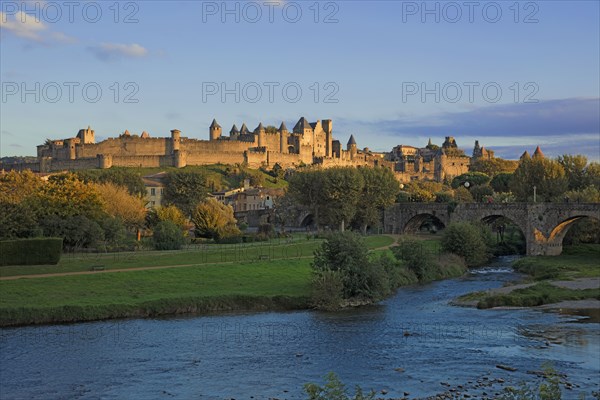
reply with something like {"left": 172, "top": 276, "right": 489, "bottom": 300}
{"left": 1, "top": 0, "right": 599, "bottom": 160}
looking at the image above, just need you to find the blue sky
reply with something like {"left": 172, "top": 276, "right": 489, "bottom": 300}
{"left": 1, "top": 0, "right": 599, "bottom": 160}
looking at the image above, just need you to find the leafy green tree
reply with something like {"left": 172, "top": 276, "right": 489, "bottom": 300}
{"left": 96, "top": 182, "right": 146, "bottom": 233}
{"left": 287, "top": 169, "right": 327, "bottom": 229}
{"left": 191, "top": 198, "right": 240, "bottom": 240}
{"left": 490, "top": 173, "right": 513, "bottom": 193}
{"left": 320, "top": 168, "right": 364, "bottom": 231}
{"left": 451, "top": 172, "right": 491, "bottom": 189}
{"left": 557, "top": 154, "right": 588, "bottom": 191}
{"left": 510, "top": 157, "right": 568, "bottom": 201}
{"left": 41, "top": 215, "right": 105, "bottom": 250}
{"left": 453, "top": 187, "right": 473, "bottom": 203}
{"left": 441, "top": 222, "right": 491, "bottom": 267}
{"left": 470, "top": 158, "right": 518, "bottom": 176}
{"left": 352, "top": 167, "right": 400, "bottom": 233}
{"left": 312, "top": 232, "right": 386, "bottom": 299}
{"left": 0, "top": 200, "right": 39, "bottom": 239}
{"left": 147, "top": 204, "right": 188, "bottom": 231}
{"left": 152, "top": 220, "right": 185, "bottom": 250}
{"left": 36, "top": 174, "right": 105, "bottom": 221}
{"left": 0, "top": 170, "right": 43, "bottom": 204}
{"left": 75, "top": 168, "right": 146, "bottom": 196}
{"left": 163, "top": 171, "right": 209, "bottom": 216}
{"left": 470, "top": 185, "right": 494, "bottom": 202}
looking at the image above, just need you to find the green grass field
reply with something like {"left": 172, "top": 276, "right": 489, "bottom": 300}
{"left": 473, "top": 244, "right": 600, "bottom": 309}
{"left": 0, "top": 235, "right": 396, "bottom": 326}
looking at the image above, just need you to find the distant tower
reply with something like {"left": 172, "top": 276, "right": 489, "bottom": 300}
{"left": 520, "top": 150, "right": 531, "bottom": 161}
{"left": 533, "top": 146, "right": 545, "bottom": 159}
{"left": 322, "top": 119, "right": 333, "bottom": 157}
{"left": 279, "top": 122, "right": 289, "bottom": 153}
{"left": 347, "top": 134, "right": 357, "bottom": 160}
{"left": 171, "top": 129, "right": 181, "bottom": 152}
{"left": 473, "top": 140, "right": 482, "bottom": 158}
{"left": 230, "top": 124, "right": 240, "bottom": 140}
{"left": 77, "top": 126, "right": 95, "bottom": 144}
{"left": 210, "top": 119, "right": 222, "bottom": 141}
{"left": 255, "top": 123, "right": 266, "bottom": 147}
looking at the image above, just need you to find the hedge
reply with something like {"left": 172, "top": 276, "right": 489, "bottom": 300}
{"left": 0, "top": 238, "right": 63, "bottom": 266}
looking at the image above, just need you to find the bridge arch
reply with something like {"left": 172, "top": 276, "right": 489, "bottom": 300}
{"left": 403, "top": 213, "right": 446, "bottom": 233}
{"left": 479, "top": 214, "right": 527, "bottom": 254}
{"left": 548, "top": 215, "right": 600, "bottom": 246}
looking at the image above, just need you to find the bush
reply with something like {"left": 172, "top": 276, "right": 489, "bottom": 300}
{"left": 392, "top": 238, "right": 438, "bottom": 281}
{"left": 257, "top": 223, "right": 275, "bottom": 237}
{"left": 311, "top": 270, "right": 344, "bottom": 311}
{"left": 0, "top": 238, "right": 63, "bottom": 266}
{"left": 153, "top": 221, "right": 185, "bottom": 250}
{"left": 305, "top": 372, "right": 375, "bottom": 400}
{"left": 441, "top": 222, "right": 491, "bottom": 267}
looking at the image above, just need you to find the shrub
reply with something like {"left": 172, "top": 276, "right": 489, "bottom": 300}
{"left": 441, "top": 222, "right": 491, "bottom": 267}
{"left": 311, "top": 269, "right": 344, "bottom": 311}
{"left": 392, "top": 238, "right": 437, "bottom": 281}
{"left": 257, "top": 223, "right": 275, "bottom": 237}
{"left": 0, "top": 238, "right": 62, "bottom": 266}
{"left": 305, "top": 372, "right": 376, "bottom": 400}
{"left": 152, "top": 221, "right": 185, "bottom": 250}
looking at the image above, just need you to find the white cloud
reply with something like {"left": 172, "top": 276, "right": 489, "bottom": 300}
{"left": 88, "top": 43, "right": 149, "bottom": 61}
{"left": 0, "top": 11, "right": 75, "bottom": 44}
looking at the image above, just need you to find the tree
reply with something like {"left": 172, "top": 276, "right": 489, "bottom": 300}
{"left": 96, "top": 182, "right": 146, "bottom": 233}
{"left": 470, "top": 158, "right": 518, "bottom": 176}
{"left": 312, "top": 232, "right": 378, "bottom": 299}
{"left": 36, "top": 174, "right": 105, "bottom": 221}
{"left": 192, "top": 198, "right": 240, "bottom": 240}
{"left": 153, "top": 220, "right": 185, "bottom": 250}
{"left": 272, "top": 193, "right": 300, "bottom": 233}
{"left": 147, "top": 204, "right": 188, "bottom": 231}
{"left": 453, "top": 187, "right": 473, "bottom": 203}
{"left": 352, "top": 167, "right": 400, "bottom": 233}
{"left": 441, "top": 222, "right": 490, "bottom": 267}
{"left": 451, "top": 172, "right": 491, "bottom": 189}
{"left": 490, "top": 173, "right": 513, "bottom": 193}
{"left": 0, "top": 200, "right": 39, "bottom": 239}
{"left": 558, "top": 154, "right": 588, "bottom": 191}
{"left": 75, "top": 168, "right": 146, "bottom": 196}
{"left": 470, "top": 185, "right": 494, "bottom": 202}
{"left": 287, "top": 169, "right": 327, "bottom": 229}
{"left": 510, "top": 157, "right": 568, "bottom": 201}
{"left": 0, "top": 170, "right": 43, "bottom": 204}
{"left": 163, "top": 171, "right": 210, "bottom": 216}
{"left": 320, "top": 168, "right": 364, "bottom": 231}
{"left": 40, "top": 215, "right": 104, "bottom": 250}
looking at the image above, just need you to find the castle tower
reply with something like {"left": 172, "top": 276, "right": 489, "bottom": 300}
{"left": 255, "top": 123, "right": 266, "bottom": 147}
{"left": 240, "top": 123, "right": 250, "bottom": 135}
{"left": 322, "top": 119, "right": 333, "bottom": 157}
{"left": 171, "top": 129, "right": 181, "bottom": 152}
{"left": 347, "top": 135, "right": 357, "bottom": 160}
{"left": 293, "top": 117, "right": 314, "bottom": 147}
{"left": 230, "top": 124, "right": 240, "bottom": 140}
{"left": 77, "top": 126, "right": 95, "bottom": 144}
{"left": 520, "top": 150, "right": 531, "bottom": 161}
{"left": 473, "top": 140, "right": 481, "bottom": 158}
{"left": 210, "top": 119, "right": 222, "bottom": 141}
{"left": 279, "top": 122, "right": 289, "bottom": 153}
{"left": 533, "top": 146, "right": 545, "bottom": 159}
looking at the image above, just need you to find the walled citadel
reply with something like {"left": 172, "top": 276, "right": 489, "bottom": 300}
{"left": 3, "top": 117, "right": 496, "bottom": 183}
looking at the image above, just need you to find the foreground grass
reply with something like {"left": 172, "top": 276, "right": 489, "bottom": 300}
{"left": 512, "top": 244, "right": 600, "bottom": 281}
{"left": 0, "top": 260, "right": 312, "bottom": 326}
{"left": 472, "top": 244, "right": 600, "bottom": 309}
{"left": 0, "top": 235, "right": 401, "bottom": 326}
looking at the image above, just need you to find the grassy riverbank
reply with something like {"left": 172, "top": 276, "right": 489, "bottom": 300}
{"left": 0, "top": 235, "right": 397, "bottom": 326}
{"left": 458, "top": 244, "right": 600, "bottom": 309}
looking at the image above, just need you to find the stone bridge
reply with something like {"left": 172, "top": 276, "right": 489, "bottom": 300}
{"left": 383, "top": 203, "right": 600, "bottom": 256}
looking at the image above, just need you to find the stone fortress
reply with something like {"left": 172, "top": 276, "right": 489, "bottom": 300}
{"left": 6, "top": 117, "right": 495, "bottom": 183}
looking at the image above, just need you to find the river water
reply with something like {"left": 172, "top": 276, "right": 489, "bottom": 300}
{"left": 1, "top": 257, "right": 599, "bottom": 399}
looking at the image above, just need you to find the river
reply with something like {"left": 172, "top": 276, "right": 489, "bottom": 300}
{"left": 1, "top": 257, "right": 599, "bottom": 399}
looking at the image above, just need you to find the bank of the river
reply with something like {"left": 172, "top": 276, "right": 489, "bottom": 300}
{"left": 454, "top": 244, "right": 600, "bottom": 311}
{"left": 0, "top": 235, "right": 469, "bottom": 327}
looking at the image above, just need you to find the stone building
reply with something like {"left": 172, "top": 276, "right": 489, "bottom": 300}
{"left": 4, "top": 118, "right": 494, "bottom": 184}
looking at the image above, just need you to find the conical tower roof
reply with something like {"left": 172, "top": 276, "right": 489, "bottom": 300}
{"left": 240, "top": 123, "right": 250, "bottom": 134}
{"left": 255, "top": 123, "right": 265, "bottom": 133}
{"left": 210, "top": 119, "right": 221, "bottom": 129}
{"left": 293, "top": 117, "right": 312, "bottom": 132}
{"left": 520, "top": 151, "right": 531, "bottom": 160}
{"left": 230, "top": 124, "right": 239, "bottom": 135}
{"left": 533, "top": 146, "right": 545, "bottom": 159}
{"left": 347, "top": 135, "right": 357, "bottom": 146}
{"left": 279, "top": 122, "right": 288, "bottom": 132}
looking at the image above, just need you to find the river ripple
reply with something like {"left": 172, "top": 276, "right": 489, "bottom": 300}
{"left": 1, "top": 257, "right": 599, "bottom": 399}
